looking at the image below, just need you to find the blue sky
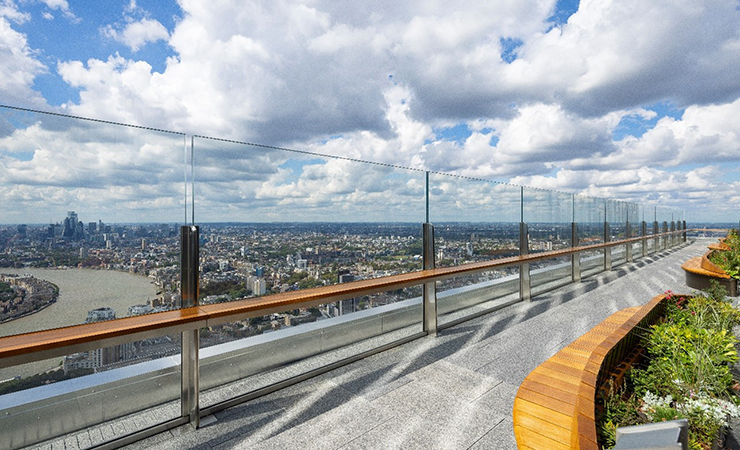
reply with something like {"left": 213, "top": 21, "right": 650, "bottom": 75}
{"left": 1, "top": 0, "right": 739, "bottom": 223}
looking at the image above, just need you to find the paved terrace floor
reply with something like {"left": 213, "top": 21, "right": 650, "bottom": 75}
{"left": 28, "top": 239, "right": 719, "bottom": 450}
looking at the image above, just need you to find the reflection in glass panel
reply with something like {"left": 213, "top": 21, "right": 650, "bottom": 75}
{"left": 0, "top": 106, "right": 186, "bottom": 337}
{"left": 199, "top": 286, "right": 423, "bottom": 408}
{"left": 0, "top": 334, "right": 181, "bottom": 449}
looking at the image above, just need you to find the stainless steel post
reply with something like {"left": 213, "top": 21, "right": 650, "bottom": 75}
{"left": 604, "top": 221, "right": 612, "bottom": 270}
{"left": 683, "top": 220, "right": 687, "bottom": 242}
{"left": 180, "top": 225, "right": 200, "bottom": 429}
{"left": 422, "top": 223, "right": 437, "bottom": 336}
{"left": 653, "top": 221, "right": 659, "bottom": 253}
{"left": 662, "top": 221, "right": 668, "bottom": 250}
{"left": 641, "top": 221, "right": 647, "bottom": 258}
{"left": 520, "top": 222, "right": 531, "bottom": 301}
{"left": 625, "top": 221, "right": 633, "bottom": 262}
{"left": 571, "top": 222, "right": 580, "bottom": 282}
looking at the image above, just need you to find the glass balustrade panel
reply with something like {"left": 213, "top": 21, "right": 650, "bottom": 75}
{"left": 191, "top": 137, "right": 425, "bottom": 405}
{"left": 0, "top": 106, "right": 186, "bottom": 447}
{"left": 575, "top": 195, "right": 606, "bottom": 277}
{"left": 427, "top": 173, "right": 521, "bottom": 325}
{"left": 0, "top": 106, "right": 187, "bottom": 336}
{"left": 606, "top": 199, "right": 627, "bottom": 266}
{"left": 523, "top": 187, "right": 573, "bottom": 295}
{"left": 0, "top": 334, "right": 182, "bottom": 450}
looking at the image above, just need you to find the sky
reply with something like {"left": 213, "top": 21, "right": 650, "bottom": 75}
{"left": 0, "top": 0, "right": 739, "bottom": 224}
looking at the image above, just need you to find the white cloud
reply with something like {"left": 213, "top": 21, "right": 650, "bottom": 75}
{"left": 0, "top": 116, "right": 185, "bottom": 223}
{"left": 0, "top": 5, "right": 47, "bottom": 108}
{"left": 577, "top": 97, "right": 740, "bottom": 170}
{"left": 512, "top": 0, "right": 740, "bottom": 114}
{"left": 103, "top": 18, "right": 169, "bottom": 52}
{"left": 3, "top": 0, "right": 740, "bottom": 222}
{"left": 39, "top": 0, "right": 77, "bottom": 21}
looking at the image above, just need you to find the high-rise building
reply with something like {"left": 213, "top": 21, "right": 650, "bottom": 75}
{"left": 253, "top": 278, "right": 266, "bottom": 296}
{"left": 62, "top": 211, "right": 83, "bottom": 239}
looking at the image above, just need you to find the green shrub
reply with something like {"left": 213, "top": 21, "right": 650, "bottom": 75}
{"left": 708, "top": 229, "right": 740, "bottom": 280}
{"left": 597, "top": 290, "right": 740, "bottom": 449}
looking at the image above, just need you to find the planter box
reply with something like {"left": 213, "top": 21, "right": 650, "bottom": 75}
{"left": 682, "top": 250, "right": 738, "bottom": 297}
{"left": 513, "top": 294, "right": 670, "bottom": 450}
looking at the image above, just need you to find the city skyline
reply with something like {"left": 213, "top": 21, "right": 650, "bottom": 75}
{"left": 0, "top": 1, "right": 739, "bottom": 222}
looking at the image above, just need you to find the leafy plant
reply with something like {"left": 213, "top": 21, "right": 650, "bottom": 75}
{"left": 708, "top": 229, "right": 740, "bottom": 280}
{"left": 597, "top": 290, "right": 740, "bottom": 449}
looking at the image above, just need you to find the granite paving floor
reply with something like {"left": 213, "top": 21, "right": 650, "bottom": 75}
{"left": 35, "top": 239, "right": 713, "bottom": 450}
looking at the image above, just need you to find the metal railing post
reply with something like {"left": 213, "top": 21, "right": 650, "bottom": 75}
{"left": 653, "top": 221, "right": 659, "bottom": 253}
{"left": 670, "top": 221, "right": 676, "bottom": 247}
{"left": 180, "top": 225, "right": 200, "bottom": 429}
{"left": 683, "top": 220, "right": 687, "bottom": 242}
{"left": 604, "top": 221, "right": 612, "bottom": 270}
{"left": 520, "top": 222, "right": 531, "bottom": 301}
{"left": 572, "top": 222, "right": 580, "bottom": 282}
{"left": 422, "top": 223, "right": 437, "bottom": 336}
{"left": 662, "top": 221, "right": 668, "bottom": 250}
{"left": 625, "top": 221, "right": 633, "bottom": 262}
{"left": 641, "top": 221, "right": 647, "bottom": 258}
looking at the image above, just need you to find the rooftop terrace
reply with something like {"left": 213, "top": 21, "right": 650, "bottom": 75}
{"left": 40, "top": 239, "right": 700, "bottom": 450}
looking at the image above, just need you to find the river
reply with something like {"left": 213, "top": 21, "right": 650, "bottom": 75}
{"left": 0, "top": 268, "right": 159, "bottom": 380}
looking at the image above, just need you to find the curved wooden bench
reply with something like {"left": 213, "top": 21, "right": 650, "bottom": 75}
{"left": 682, "top": 250, "right": 737, "bottom": 297}
{"left": 708, "top": 241, "right": 731, "bottom": 251}
{"left": 513, "top": 294, "right": 668, "bottom": 450}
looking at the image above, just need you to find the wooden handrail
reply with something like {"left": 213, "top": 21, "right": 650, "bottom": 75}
{"left": 0, "top": 230, "right": 689, "bottom": 368}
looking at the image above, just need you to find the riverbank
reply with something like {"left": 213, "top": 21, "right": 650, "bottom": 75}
{"left": 0, "top": 268, "right": 158, "bottom": 381}
{"left": 0, "top": 274, "right": 59, "bottom": 324}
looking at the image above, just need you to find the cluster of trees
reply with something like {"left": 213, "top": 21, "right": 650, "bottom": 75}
{"left": 0, "top": 367, "right": 93, "bottom": 395}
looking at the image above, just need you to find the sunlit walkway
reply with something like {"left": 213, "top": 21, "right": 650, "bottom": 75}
{"left": 36, "top": 240, "right": 708, "bottom": 450}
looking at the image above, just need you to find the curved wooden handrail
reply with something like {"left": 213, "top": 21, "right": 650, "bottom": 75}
{"left": 0, "top": 230, "right": 688, "bottom": 369}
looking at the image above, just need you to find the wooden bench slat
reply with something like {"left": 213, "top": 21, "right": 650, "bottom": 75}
{"left": 516, "top": 386, "right": 576, "bottom": 417}
{"left": 513, "top": 425, "right": 573, "bottom": 450}
{"left": 514, "top": 398, "right": 573, "bottom": 429}
{"left": 514, "top": 410, "right": 572, "bottom": 445}
{"left": 520, "top": 379, "right": 579, "bottom": 405}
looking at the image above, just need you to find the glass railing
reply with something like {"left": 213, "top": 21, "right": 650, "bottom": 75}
{"left": 427, "top": 174, "right": 521, "bottom": 325}
{"left": 0, "top": 105, "right": 691, "bottom": 450}
{"left": 0, "top": 105, "right": 187, "bottom": 448}
{"left": 191, "top": 136, "right": 427, "bottom": 408}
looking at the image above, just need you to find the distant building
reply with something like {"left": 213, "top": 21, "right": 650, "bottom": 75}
{"left": 63, "top": 211, "right": 84, "bottom": 240}
{"left": 128, "top": 304, "right": 153, "bottom": 316}
{"left": 253, "top": 278, "right": 266, "bottom": 296}
{"left": 85, "top": 307, "right": 116, "bottom": 323}
{"left": 338, "top": 270, "right": 354, "bottom": 283}
{"left": 65, "top": 307, "right": 134, "bottom": 372}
